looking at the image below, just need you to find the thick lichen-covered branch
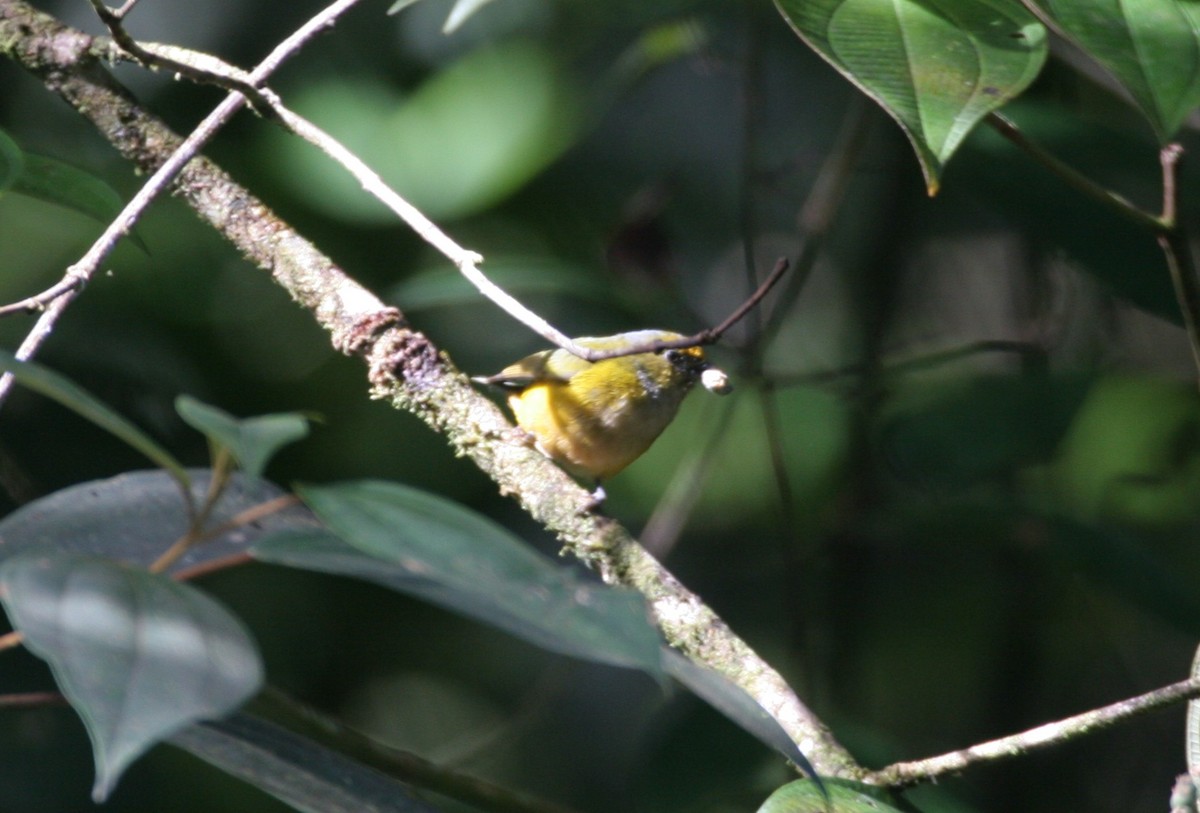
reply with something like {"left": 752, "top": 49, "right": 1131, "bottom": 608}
{"left": 0, "top": 0, "right": 858, "bottom": 778}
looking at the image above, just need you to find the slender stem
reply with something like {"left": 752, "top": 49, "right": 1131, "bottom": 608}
{"left": 0, "top": 691, "right": 64, "bottom": 707}
{"left": 0, "top": 0, "right": 369, "bottom": 409}
{"left": 869, "top": 675, "right": 1200, "bottom": 787}
{"left": 986, "top": 113, "right": 1163, "bottom": 233}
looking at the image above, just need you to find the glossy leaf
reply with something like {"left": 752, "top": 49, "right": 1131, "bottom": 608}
{"left": 253, "top": 481, "right": 662, "bottom": 674}
{"left": 0, "top": 127, "right": 23, "bottom": 194}
{"left": 172, "top": 714, "right": 442, "bottom": 813}
{"left": 775, "top": 0, "right": 1047, "bottom": 192}
{"left": 0, "top": 352, "right": 190, "bottom": 495}
{"left": 0, "top": 469, "right": 319, "bottom": 575}
{"left": 176, "top": 396, "right": 310, "bottom": 479}
{"left": 0, "top": 552, "right": 263, "bottom": 801}
{"left": 9, "top": 153, "right": 144, "bottom": 250}
{"left": 757, "top": 778, "right": 903, "bottom": 813}
{"left": 1040, "top": 0, "right": 1200, "bottom": 141}
{"left": 663, "top": 650, "right": 819, "bottom": 779}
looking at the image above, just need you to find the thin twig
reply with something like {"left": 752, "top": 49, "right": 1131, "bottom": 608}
{"left": 0, "top": 0, "right": 368, "bottom": 410}
{"left": 868, "top": 675, "right": 1200, "bottom": 787}
{"left": 761, "top": 93, "right": 872, "bottom": 352}
{"left": 985, "top": 113, "right": 1163, "bottom": 232}
{"left": 639, "top": 396, "right": 736, "bottom": 558}
{"left": 0, "top": 630, "right": 24, "bottom": 651}
{"left": 89, "top": 0, "right": 280, "bottom": 113}
{"left": 149, "top": 492, "right": 300, "bottom": 574}
{"left": 0, "top": 691, "right": 65, "bottom": 707}
{"left": 0, "top": 274, "right": 87, "bottom": 318}
{"left": 1154, "top": 144, "right": 1200, "bottom": 380}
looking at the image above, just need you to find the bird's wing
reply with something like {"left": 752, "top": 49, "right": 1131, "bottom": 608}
{"left": 474, "top": 348, "right": 590, "bottom": 389}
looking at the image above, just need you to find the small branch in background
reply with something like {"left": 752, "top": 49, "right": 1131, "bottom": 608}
{"left": 0, "top": 1, "right": 858, "bottom": 776}
{"left": 0, "top": 0, "right": 369, "bottom": 410}
{"left": 0, "top": 691, "right": 64, "bottom": 708}
{"left": 88, "top": 0, "right": 280, "bottom": 112}
{"left": 985, "top": 113, "right": 1163, "bottom": 233}
{"left": 761, "top": 93, "right": 872, "bottom": 352}
{"left": 1154, "top": 145, "right": 1200, "bottom": 381}
{"left": 639, "top": 396, "right": 736, "bottom": 558}
{"left": 0, "top": 630, "right": 24, "bottom": 651}
{"left": 0, "top": 273, "right": 87, "bottom": 318}
{"left": 869, "top": 675, "right": 1200, "bottom": 787}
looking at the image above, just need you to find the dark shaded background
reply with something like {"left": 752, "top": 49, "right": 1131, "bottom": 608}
{"left": 2, "top": 0, "right": 1200, "bottom": 810}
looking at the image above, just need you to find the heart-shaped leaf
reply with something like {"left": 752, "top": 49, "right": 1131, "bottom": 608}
{"left": 0, "top": 552, "right": 264, "bottom": 801}
{"left": 757, "top": 778, "right": 903, "bottom": 812}
{"left": 1040, "top": 0, "right": 1200, "bottom": 141}
{"left": 775, "top": 0, "right": 1047, "bottom": 192}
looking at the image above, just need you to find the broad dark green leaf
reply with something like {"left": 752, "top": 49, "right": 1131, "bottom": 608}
{"left": 757, "top": 778, "right": 903, "bottom": 812}
{"left": 1040, "top": 0, "right": 1200, "bottom": 141}
{"left": 662, "top": 650, "right": 819, "bottom": 779}
{"left": 0, "top": 552, "right": 263, "bottom": 801}
{"left": 0, "top": 469, "right": 319, "bottom": 574}
{"left": 10, "top": 153, "right": 143, "bottom": 250}
{"left": 176, "top": 396, "right": 311, "bottom": 479}
{"left": 0, "top": 127, "right": 23, "bottom": 194}
{"left": 172, "top": 714, "right": 442, "bottom": 813}
{"left": 253, "top": 481, "right": 662, "bottom": 674}
{"left": 775, "top": 0, "right": 1047, "bottom": 192}
{"left": 0, "top": 352, "right": 190, "bottom": 495}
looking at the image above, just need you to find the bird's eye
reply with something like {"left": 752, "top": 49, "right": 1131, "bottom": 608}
{"left": 663, "top": 349, "right": 683, "bottom": 364}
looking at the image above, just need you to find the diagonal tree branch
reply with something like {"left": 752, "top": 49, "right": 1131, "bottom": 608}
{"left": 0, "top": 0, "right": 858, "bottom": 780}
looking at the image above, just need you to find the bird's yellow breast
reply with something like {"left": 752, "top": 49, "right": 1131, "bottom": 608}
{"left": 508, "top": 366, "right": 687, "bottom": 481}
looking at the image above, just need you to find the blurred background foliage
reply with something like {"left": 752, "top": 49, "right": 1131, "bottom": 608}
{"left": 1, "top": 0, "right": 1199, "bottom": 811}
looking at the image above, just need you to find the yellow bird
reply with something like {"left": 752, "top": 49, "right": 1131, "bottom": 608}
{"left": 475, "top": 330, "right": 732, "bottom": 484}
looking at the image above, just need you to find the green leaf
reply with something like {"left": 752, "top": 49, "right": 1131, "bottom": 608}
{"left": 172, "top": 714, "right": 442, "bottom": 813}
{"left": 775, "top": 0, "right": 1047, "bottom": 193}
{"left": 0, "top": 127, "right": 24, "bottom": 194}
{"left": 9, "top": 153, "right": 145, "bottom": 250}
{"left": 253, "top": 481, "right": 663, "bottom": 674}
{"left": 175, "top": 396, "right": 310, "bottom": 479}
{"left": 1040, "top": 0, "right": 1200, "bottom": 141}
{"left": 757, "top": 778, "right": 903, "bottom": 813}
{"left": 0, "top": 552, "right": 263, "bottom": 801}
{"left": 0, "top": 352, "right": 190, "bottom": 495}
{"left": 663, "top": 650, "right": 819, "bottom": 779}
{"left": 0, "top": 469, "right": 319, "bottom": 575}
